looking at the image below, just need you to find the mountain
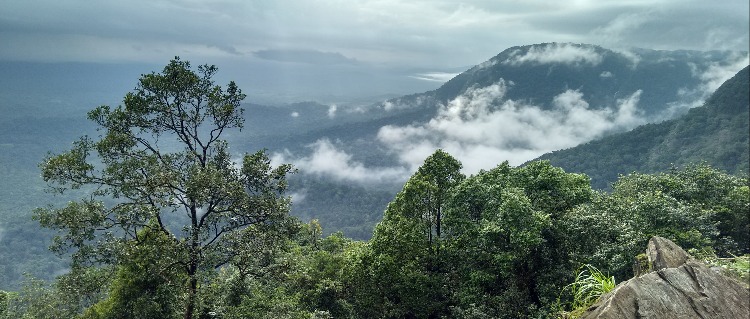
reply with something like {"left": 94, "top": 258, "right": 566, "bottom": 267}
{"left": 534, "top": 66, "right": 749, "bottom": 189}
{"left": 386, "top": 43, "right": 746, "bottom": 118}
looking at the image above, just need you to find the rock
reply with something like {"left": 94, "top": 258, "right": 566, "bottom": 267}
{"left": 646, "top": 236, "right": 694, "bottom": 270}
{"left": 580, "top": 236, "right": 750, "bottom": 319}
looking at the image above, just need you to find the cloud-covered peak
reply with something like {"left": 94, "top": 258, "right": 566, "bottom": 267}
{"left": 502, "top": 43, "right": 604, "bottom": 66}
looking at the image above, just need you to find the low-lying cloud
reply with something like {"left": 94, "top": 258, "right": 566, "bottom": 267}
{"left": 380, "top": 95, "right": 434, "bottom": 111}
{"left": 503, "top": 43, "right": 604, "bottom": 66}
{"left": 695, "top": 54, "right": 750, "bottom": 98}
{"left": 410, "top": 72, "right": 460, "bottom": 82}
{"left": 272, "top": 139, "right": 409, "bottom": 184}
{"left": 378, "top": 80, "right": 645, "bottom": 173}
{"left": 327, "top": 104, "right": 338, "bottom": 118}
{"left": 288, "top": 190, "right": 307, "bottom": 204}
{"left": 667, "top": 53, "right": 749, "bottom": 115}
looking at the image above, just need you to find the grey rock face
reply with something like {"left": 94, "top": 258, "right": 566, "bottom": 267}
{"left": 646, "top": 236, "right": 694, "bottom": 270}
{"left": 580, "top": 236, "right": 750, "bottom": 319}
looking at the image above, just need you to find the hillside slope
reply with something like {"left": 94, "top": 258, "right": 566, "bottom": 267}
{"left": 535, "top": 66, "right": 749, "bottom": 189}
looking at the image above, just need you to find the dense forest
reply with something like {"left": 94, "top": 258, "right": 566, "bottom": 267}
{"left": 0, "top": 59, "right": 747, "bottom": 319}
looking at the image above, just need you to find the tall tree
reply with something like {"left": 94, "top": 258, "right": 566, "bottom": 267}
{"left": 365, "top": 150, "right": 464, "bottom": 318}
{"left": 443, "top": 160, "right": 591, "bottom": 318}
{"left": 414, "top": 149, "right": 465, "bottom": 250}
{"left": 35, "top": 58, "right": 294, "bottom": 319}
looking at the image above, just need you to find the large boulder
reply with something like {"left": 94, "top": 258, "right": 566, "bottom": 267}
{"left": 580, "top": 236, "right": 750, "bottom": 319}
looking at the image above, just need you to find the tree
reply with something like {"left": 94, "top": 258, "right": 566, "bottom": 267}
{"left": 81, "top": 224, "right": 184, "bottom": 319}
{"left": 34, "top": 58, "right": 294, "bottom": 319}
{"left": 563, "top": 164, "right": 747, "bottom": 281}
{"left": 364, "top": 150, "right": 464, "bottom": 318}
{"left": 375, "top": 150, "right": 464, "bottom": 257}
{"left": 441, "top": 160, "right": 592, "bottom": 318}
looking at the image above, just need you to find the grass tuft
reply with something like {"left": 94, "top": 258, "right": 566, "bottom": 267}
{"left": 559, "top": 264, "right": 616, "bottom": 318}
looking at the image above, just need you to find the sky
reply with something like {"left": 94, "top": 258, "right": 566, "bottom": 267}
{"left": 2, "top": 0, "right": 748, "bottom": 102}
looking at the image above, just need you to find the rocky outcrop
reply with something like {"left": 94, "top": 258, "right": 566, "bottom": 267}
{"left": 580, "top": 236, "right": 750, "bottom": 319}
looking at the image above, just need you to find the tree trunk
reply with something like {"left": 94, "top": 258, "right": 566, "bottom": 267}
{"left": 184, "top": 272, "right": 197, "bottom": 319}
{"left": 185, "top": 204, "right": 200, "bottom": 319}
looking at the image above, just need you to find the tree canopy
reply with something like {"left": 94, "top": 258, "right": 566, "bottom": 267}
{"left": 34, "top": 58, "right": 294, "bottom": 319}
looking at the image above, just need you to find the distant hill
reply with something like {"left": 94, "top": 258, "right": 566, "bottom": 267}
{"left": 534, "top": 66, "right": 749, "bottom": 189}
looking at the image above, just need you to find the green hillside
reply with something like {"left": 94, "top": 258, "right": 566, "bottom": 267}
{"left": 536, "top": 66, "right": 749, "bottom": 189}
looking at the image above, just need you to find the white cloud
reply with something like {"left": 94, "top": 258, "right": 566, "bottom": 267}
{"left": 381, "top": 101, "right": 398, "bottom": 111}
{"left": 614, "top": 49, "right": 642, "bottom": 68}
{"left": 600, "top": 71, "right": 614, "bottom": 78}
{"left": 410, "top": 72, "right": 460, "bottom": 82}
{"left": 272, "top": 139, "right": 409, "bottom": 184}
{"left": 439, "top": 3, "right": 502, "bottom": 27}
{"left": 291, "top": 111, "right": 300, "bottom": 118}
{"left": 592, "top": 11, "right": 654, "bottom": 48}
{"left": 502, "top": 43, "right": 604, "bottom": 66}
{"left": 667, "top": 53, "right": 749, "bottom": 115}
{"left": 698, "top": 53, "right": 750, "bottom": 96}
{"left": 327, "top": 104, "right": 337, "bottom": 118}
{"left": 703, "top": 28, "right": 750, "bottom": 52}
{"left": 377, "top": 80, "right": 646, "bottom": 173}
{"left": 289, "top": 190, "right": 307, "bottom": 204}
{"left": 380, "top": 95, "right": 433, "bottom": 111}
{"left": 472, "top": 59, "right": 499, "bottom": 71}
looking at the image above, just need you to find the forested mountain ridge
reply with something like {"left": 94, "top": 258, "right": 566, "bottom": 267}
{"left": 535, "top": 66, "right": 750, "bottom": 189}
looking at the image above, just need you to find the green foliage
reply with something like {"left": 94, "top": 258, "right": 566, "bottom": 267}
{"left": 81, "top": 225, "right": 184, "bottom": 319}
{"left": 351, "top": 156, "right": 746, "bottom": 318}
{"left": 180, "top": 220, "right": 358, "bottom": 319}
{"left": 364, "top": 150, "right": 465, "bottom": 318}
{"left": 564, "top": 164, "right": 747, "bottom": 280}
{"left": 32, "top": 58, "right": 294, "bottom": 318}
{"left": 443, "top": 160, "right": 591, "bottom": 319}
{"left": 6, "top": 130, "right": 748, "bottom": 319}
{"left": 560, "top": 264, "right": 616, "bottom": 318}
{"left": 3, "top": 275, "right": 82, "bottom": 319}
{"left": 613, "top": 164, "right": 748, "bottom": 255}
{"left": 0, "top": 290, "right": 9, "bottom": 318}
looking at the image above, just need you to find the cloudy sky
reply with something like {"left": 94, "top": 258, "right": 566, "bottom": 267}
{"left": 2, "top": 0, "right": 748, "bottom": 102}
